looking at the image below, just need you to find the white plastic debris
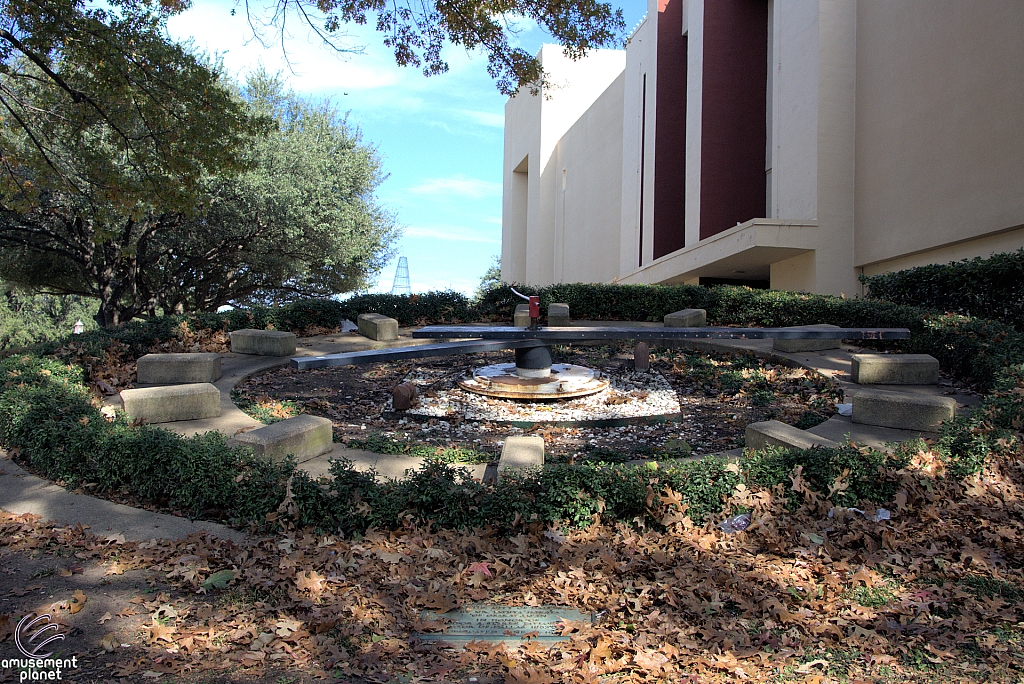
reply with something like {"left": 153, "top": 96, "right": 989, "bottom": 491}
{"left": 836, "top": 403, "right": 853, "bottom": 416}
{"left": 719, "top": 512, "right": 751, "bottom": 533}
{"left": 873, "top": 508, "right": 892, "bottom": 521}
{"left": 828, "top": 507, "right": 892, "bottom": 522}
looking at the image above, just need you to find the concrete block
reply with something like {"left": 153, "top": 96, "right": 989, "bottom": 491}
{"left": 547, "top": 303, "right": 570, "bottom": 327}
{"left": 230, "top": 329, "right": 297, "bottom": 357}
{"left": 514, "top": 303, "right": 531, "bottom": 327}
{"left": 851, "top": 388, "right": 955, "bottom": 432}
{"left": 498, "top": 436, "right": 544, "bottom": 478}
{"left": 229, "top": 414, "right": 333, "bottom": 462}
{"left": 773, "top": 324, "right": 842, "bottom": 353}
{"left": 136, "top": 353, "right": 222, "bottom": 385}
{"left": 850, "top": 353, "right": 939, "bottom": 385}
{"left": 120, "top": 383, "right": 221, "bottom": 424}
{"left": 745, "top": 420, "right": 839, "bottom": 452}
{"left": 664, "top": 309, "right": 707, "bottom": 327}
{"left": 357, "top": 313, "right": 399, "bottom": 341}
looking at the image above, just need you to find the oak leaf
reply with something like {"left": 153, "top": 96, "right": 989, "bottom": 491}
{"left": 296, "top": 570, "right": 326, "bottom": 594}
{"left": 69, "top": 589, "right": 87, "bottom": 614}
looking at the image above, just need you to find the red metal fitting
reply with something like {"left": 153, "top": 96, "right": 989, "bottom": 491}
{"left": 528, "top": 296, "right": 540, "bottom": 319}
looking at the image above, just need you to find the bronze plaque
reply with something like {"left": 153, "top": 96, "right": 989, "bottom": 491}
{"left": 418, "top": 604, "right": 593, "bottom": 645}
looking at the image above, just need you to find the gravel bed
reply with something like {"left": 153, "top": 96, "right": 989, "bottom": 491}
{"left": 232, "top": 343, "right": 842, "bottom": 462}
{"left": 397, "top": 365, "right": 680, "bottom": 424}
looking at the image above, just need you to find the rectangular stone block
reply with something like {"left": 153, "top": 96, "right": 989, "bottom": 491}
{"left": 513, "top": 303, "right": 531, "bottom": 327}
{"left": 745, "top": 420, "right": 838, "bottom": 452}
{"left": 357, "top": 313, "right": 399, "bottom": 341}
{"left": 547, "top": 303, "right": 570, "bottom": 327}
{"left": 229, "top": 414, "right": 333, "bottom": 462}
{"left": 773, "top": 324, "right": 842, "bottom": 353}
{"left": 498, "top": 436, "right": 544, "bottom": 479}
{"left": 664, "top": 309, "right": 707, "bottom": 327}
{"left": 851, "top": 388, "right": 955, "bottom": 432}
{"left": 850, "top": 353, "right": 939, "bottom": 384}
{"left": 230, "top": 329, "right": 297, "bottom": 357}
{"left": 419, "top": 604, "right": 592, "bottom": 645}
{"left": 120, "top": 383, "right": 221, "bottom": 424}
{"left": 136, "top": 353, "right": 222, "bottom": 385}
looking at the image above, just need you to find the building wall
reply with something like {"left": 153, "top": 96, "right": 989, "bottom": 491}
{"left": 768, "top": 0, "right": 818, "bottom": 222}
{"left": 652, "top": 0, "right": 688, "bottom": 258}
{"left": 698, "top": 0, "right": 769, "bottom": 240}
{"left": 854, "top": 0, "right": 1024, "bottom": 269}
{"left": 502, "top": 46, "right": 627, "bottom": 285}
{"left": 620, "top": 5, "right": 659, "bottom": 274}
{"left": 553, "top": 73, "right": 626, "bottom": 283}
{"left": 861, "top": 226, "right": 1024, "bottom": 280}
{"left": 500, "top": 78, "right": 541, "bottom": 284}
{"left": 811, "top": 0, "right": 859, "bottom": 296}
{"left": 503, "top": 0, "right": 1024, "bottom": 294}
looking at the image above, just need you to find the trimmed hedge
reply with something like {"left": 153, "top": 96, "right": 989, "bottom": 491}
{"left": 21, "top": 279, "right": 1023, "bottom": 391}
{"left": 862, "top": 248, "right": 1024, "bottom": 330}
{"left": 479, "top": 283, "right": 1024, "bottom": 390}
{"left": 0, "top": 356, "right": 293, "bottom": 525}
{"left": 2, "top": 281, "right": 1023, "bottom": 536}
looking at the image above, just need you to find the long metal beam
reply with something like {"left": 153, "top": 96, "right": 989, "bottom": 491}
{"left": 290, "top": 339, "right": 546, "bottom": 370}
{"left": 412, "top": 325, "right": 912, "bottom": 341}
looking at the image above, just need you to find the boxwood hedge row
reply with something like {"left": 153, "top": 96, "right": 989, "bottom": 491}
{"left": 861, "top": 248, "right": 1024, "bottom": 330}
{"left": 1, "top": 280, "right": 1022, "bottom": 536}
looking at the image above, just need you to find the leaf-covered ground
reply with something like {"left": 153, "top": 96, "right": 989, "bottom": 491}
{"left": 233, "top": 345, "right": 842, "bottom": 462}
{"left": 2, "top": 445, "right": 1023, "bottom": 683}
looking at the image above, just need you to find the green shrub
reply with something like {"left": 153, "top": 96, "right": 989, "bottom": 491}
{"left": 658, "top": 458, "right": 743, "bottom": 523}
{"left": 337, "top": 290, "right": 473, "bottom": 326}
{"left": 862, "top": 249, "right": 1024, "bottom": 329}
{"left": 926, "top": 362, "right": 1024, "bottom": 480}
{"left": 0, "top": 354, "right": 292, "bottom": 524}
{"left": 0, "top": 285, "right": 99, "bottom": 351}
{"left": 348, "top": 433, "right": 492, "bottom": 464}
{"left": 478, "top": 283, "right": 1024, "bottom": 390}
{"left": 6, "top": 277, "right": 1024, "bottom": 537}
{"left": 744, "top": 444, "right": 909, "bottom": 508}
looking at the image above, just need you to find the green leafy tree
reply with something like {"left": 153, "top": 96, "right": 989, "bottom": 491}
{"left": 254, "top": 0, "right": 626, "bottom": 95}
{"left": 0, "top": 70, "right": 397, "bottom": 325}
{"left": 473, "top": 254, "right": 501, "bottom": 302}
{"left": 147, "top": 72, "right": 399, "bottom": 313}
{"left": 0, "top": 282, "right": 98, "bottom": 349}
{"left": 0, "top": 0, "right": 261, "bottom": 212}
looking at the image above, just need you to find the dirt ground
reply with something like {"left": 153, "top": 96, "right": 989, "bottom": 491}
{"left": 233, "top": 344, "right": 842, "bottom": 462}
{"left": 2, "top": 440, "right": 1024, "bottom": 684}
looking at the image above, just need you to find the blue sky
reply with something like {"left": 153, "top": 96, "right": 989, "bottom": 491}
{"left": 167, "top": 0, "right": 646, "bottom": 295}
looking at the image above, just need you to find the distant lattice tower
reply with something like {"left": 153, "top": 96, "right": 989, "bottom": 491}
{"left": 390, "top": 256, "right": 411, "bottom": 295}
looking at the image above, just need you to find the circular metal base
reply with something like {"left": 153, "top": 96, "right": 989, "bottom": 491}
{"left": 459, "top": 363, "right": 609, "bottom": 400}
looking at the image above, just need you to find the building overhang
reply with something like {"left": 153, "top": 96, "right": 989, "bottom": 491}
{"left": 619, "top": 218, "right": 818, "bottom": 284}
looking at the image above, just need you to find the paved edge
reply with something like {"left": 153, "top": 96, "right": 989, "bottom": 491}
{"left": 0, "top": 450, "right": 246, "bottom": 543}
{"left": 0, "top": 330, "right": 480, "bottom": 542}
{"left": 0, "top": 325, "right": 976, "bottom": 542}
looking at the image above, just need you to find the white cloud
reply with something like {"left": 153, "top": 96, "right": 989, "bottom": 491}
{"left": 459, "top": 109, "right": 505, "bottom": 128}
{"left": 408, "top": 176, "right": 502, "bottom": 198}
{"left": 168, "top": 2, "right": 402, "bottom": 91}
{"left": 404, "top": 225, "right": 500, "bottom": 244}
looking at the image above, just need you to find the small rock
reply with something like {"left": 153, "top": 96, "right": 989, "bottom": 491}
{"left": 633, "top": 342, "right": 650, "bottom": 372}
{"left": 392, "top": 383, "right": 418, "bottom": 411}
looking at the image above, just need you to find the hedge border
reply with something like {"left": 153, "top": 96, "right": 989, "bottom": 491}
{"left": 1, "top": 281, "right": 1022, "bottom": 536}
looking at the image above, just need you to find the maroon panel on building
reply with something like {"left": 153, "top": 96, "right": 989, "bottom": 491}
{"left": 699, "top": 0, "right": 768, "bottom": 240}
{"left": 653, "top": 0, "right": 688, "bottom": 259}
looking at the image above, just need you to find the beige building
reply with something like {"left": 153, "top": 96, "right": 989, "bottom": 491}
{"left": 501, "top": 0, "right": 1024, "bottom": 295}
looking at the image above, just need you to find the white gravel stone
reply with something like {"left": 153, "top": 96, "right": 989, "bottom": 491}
{"left": 392, "top": 366, "right": 681, "bottom": 423}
